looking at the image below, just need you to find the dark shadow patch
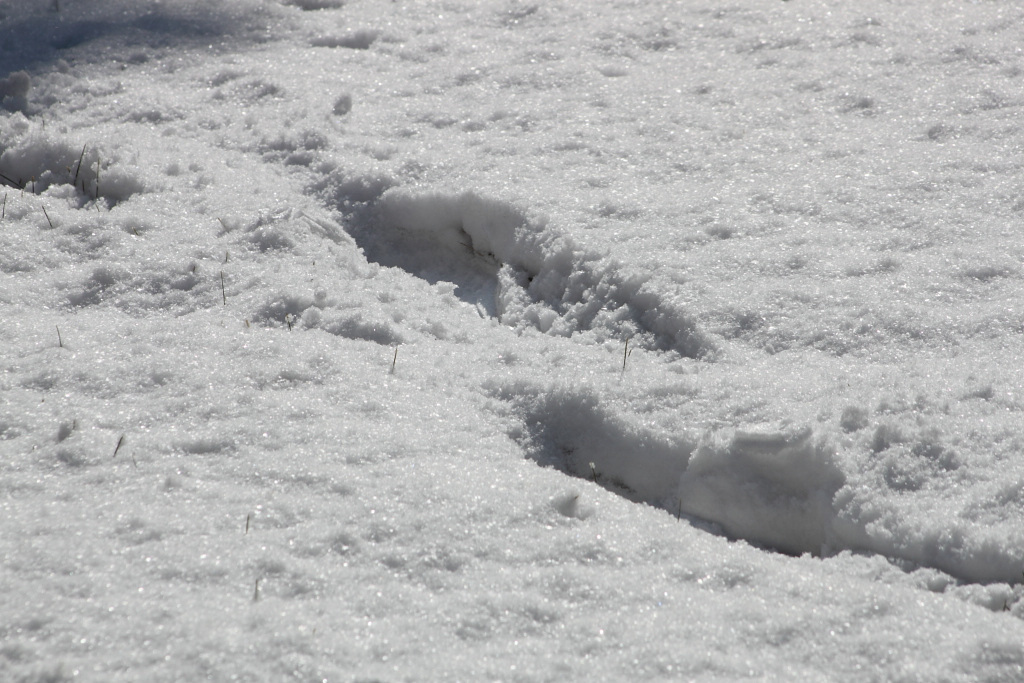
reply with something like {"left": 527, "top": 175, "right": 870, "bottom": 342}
{"left": 68, "top": 265, "right": 128, "bottom": 307}
{"left": 0, "top": 5, "right": 262, "bottom": 74}
{"left": 355, "top": 221, "right": 502, "bottom": 318}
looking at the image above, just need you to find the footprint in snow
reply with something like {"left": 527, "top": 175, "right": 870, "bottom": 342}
{"left": 335, "top": 185, "right": 1005, "bottom": 588}
{"left": 348, "top": 188, "right": 712, "bottom": 359}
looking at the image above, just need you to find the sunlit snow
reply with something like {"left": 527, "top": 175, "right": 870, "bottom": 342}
{"left": 3, "top": 0, "right": 1024, "bottom": 680}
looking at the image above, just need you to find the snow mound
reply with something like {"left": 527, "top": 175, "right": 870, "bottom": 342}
{"left": 0, "top": 124, "right": 143, "bottom": 204}
{"left": 359, "top": 189, "right": 712, "bottom": 358}
{"left": 678, "top": 424, "right": 844, "bottom": 556}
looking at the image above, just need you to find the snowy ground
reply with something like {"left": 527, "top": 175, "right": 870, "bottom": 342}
{"left": 3, "top": 0, "right": 1024, "bottom": 680}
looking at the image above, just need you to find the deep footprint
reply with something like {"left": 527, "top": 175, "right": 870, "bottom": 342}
{"left": 347, "top": 188, "right": 713, "bottom": 358}
{"left": 491, "top": 381, "right": 840, "bottom": 555}
{"left": 495, "top": 379, "right": 1024, "bottom": 592}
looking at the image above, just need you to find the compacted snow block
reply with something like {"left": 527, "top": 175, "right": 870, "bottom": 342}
{"left": 678, "top": 424, "right": 844, "bottom": 556}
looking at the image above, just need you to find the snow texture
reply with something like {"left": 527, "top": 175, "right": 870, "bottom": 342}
{"left": 3, "top": 0, "right": 1024, "bottom": 680}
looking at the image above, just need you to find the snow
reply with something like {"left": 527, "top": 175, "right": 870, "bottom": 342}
{"left": 2, "top": 0, "right": 1024, "bottom": 680}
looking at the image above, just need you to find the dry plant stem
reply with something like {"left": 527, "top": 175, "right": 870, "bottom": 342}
{"left": 56, "top": 326, "right": 62, "bottom": 348}
{"left": 113, "top": 434, "right": 126, "bottom": 458}
{"left": 73, "top": 144, "right": 86, "bottom": 185}
{"left": 391, "top": 346, "right": 398, "bottom": 374}
{"left": 42, "top": 206, "right": 55, "bottom": 230}
{"left": 220, "top": 271, "right": 226, "bottom": 305}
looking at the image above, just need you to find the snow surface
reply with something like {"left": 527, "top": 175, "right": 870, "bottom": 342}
{"left": 3, "top": 0, "right": 1024, "bottom": 680}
